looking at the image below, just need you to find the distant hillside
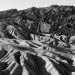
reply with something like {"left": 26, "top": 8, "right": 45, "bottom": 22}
{"left": 0, "top": 5, "right": 75, "bottom": 39}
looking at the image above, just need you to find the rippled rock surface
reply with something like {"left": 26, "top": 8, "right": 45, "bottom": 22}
{"left": 0, "top": 5, "right": 75, "bottom": 75}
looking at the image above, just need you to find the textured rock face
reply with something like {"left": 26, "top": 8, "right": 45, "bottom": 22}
{"left": 40, "top": 22, "right": 51, "bottom": 33}
{"left": 0, "top": 5, "right": 75, "bottom": 75}
{"left": 0, "top": 38, "right": 75, "bottom": 75}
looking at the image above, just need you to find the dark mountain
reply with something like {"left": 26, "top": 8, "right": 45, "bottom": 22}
{"left": 0, "top": 5, "right": 75, "bottom": 38}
